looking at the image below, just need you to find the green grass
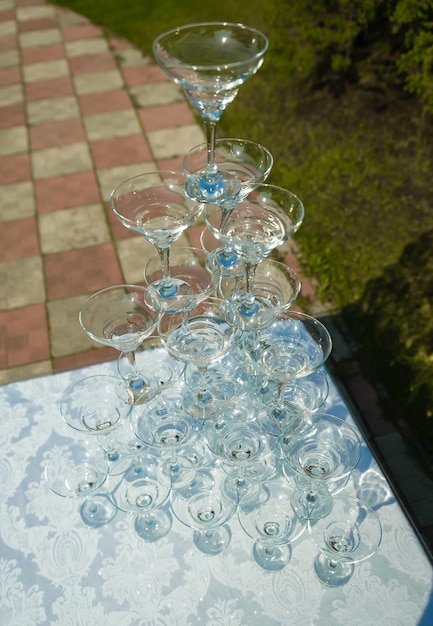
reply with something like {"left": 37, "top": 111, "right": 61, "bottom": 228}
{"left": 53, "top": 0, "right": 433, "bottom": 459}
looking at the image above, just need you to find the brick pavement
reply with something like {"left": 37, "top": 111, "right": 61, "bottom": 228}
{"left": 0, "top": 0, "right": 207, "bottom": 383}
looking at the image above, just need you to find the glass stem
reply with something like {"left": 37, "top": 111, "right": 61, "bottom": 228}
{"left": 204, "top": 119, "right": 218, "bottom": 181}
{"left": 157, "top": 246, "right": 170, "bottom": 279}
{"left": 245, "top": 262, "right": 257, "bottom": 295}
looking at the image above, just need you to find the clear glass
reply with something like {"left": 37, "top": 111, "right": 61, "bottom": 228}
{"left": 110, "top": 171, "right": 203, "bottom": 301}
{"left": 309, "top": 495, "right": 382, "bottom": 586}
{"left": 153, "top": 23, "right": 268, "bottom": 202}
{"left": 78, "top": 284, "right": 159, "bottom": 403}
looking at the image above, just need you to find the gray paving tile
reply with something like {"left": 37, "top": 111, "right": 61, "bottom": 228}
{"left": 129, "top": 83, "right": 184, "bottom": 107}
{"left": 47, "top": 294, "right": 98, "bottom": 357}
{"left": 0, "top": 126, "right": 28, "bottom": 156}
{"left": 0, "top": 257, "right": 45, "bottom": 310}
{"left": 116, "top": 49, "right": 151, "bottom": 68}
{"left": 19, "top": 29, "right": 62, "bottom": 49}
{"left": 115, "top": 234, "right": 190, "bottom": 283}
{"left": 147, "top": 124, "right": 206, "bottom": 159}
{"left": 57, "top": 12, "right": 89, "bottom": 27}
{"left": 16, "top": 5, "right": 56, "bottom": 20}
{"left": 83, "top": 109, "right": 141, "bottom": 141}
{"left": 27, "top": 96, "right": 79, "bottom": 125}
{"left": 0, "top": 1, "right": 14, "bottom": 11}
{"left": 65, "top": 38, "right": 109, "bottom": 58}
{"left": 0, "top": 361, "right": 52, "bottom": 386}
{"left": 0, "top": 20, "right": 16, "bottom": 37}
{"left": 0, "top": 181, "right": 35, "bottom": 221}
{"left": 0, "top": 49, "right": 19, "bottom": 69}
{"left": 73, "top": 69, "right": 123, "bottom": 95}
{"left": 38, "top": 204, "right": 110, "bottom": 253}
{"left": 97, "top": 161, "right": 157, "bottom": 200}
{"left": 23, "top": 59, "right": 69, "bottom": 84}
{"left": 0, "top": 84, "right": 23, "bottom": 107}
{"left": 31, "top": 142, "right": 92, "bottom": 179}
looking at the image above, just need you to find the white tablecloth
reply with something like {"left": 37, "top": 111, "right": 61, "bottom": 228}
{"left": 1, "top": 356, "right": 432, "bottom": 626}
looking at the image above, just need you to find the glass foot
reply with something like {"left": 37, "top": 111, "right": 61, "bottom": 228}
{"left": 185, "top": 171, "right": 241, "bottom": 204}
{"left": 134, "top": 508, "right": 172, "bottom": 542}
{"left": 80, "top": 494, "right": 116, "bottom": 528}
{"left": 313, "top": 552, "right": 354, "bottom": 587}
{"left": 253, "top": 540, "right": 291, "bottom": 572}
{"left": 291, "top": 488, "right": 333, "bottom": 521}
{"left": 193, "top": 526, "right": 231, "bottom": 555}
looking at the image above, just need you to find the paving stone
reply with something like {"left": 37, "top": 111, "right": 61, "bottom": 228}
{"left": 16, "top": 5, "right": 55, "bottom": 21}
{"left": 31, "top": 142, "right": 92, "bottom": 179}
{"left": 23, "top": 58, "right": 69, "bottom": 83}
{"left": 0, "top": 125, "right": 28, "bottom": 155}
{"left": 64, "top": 37, "right": 108, "bottom": 58}
{"left": 38, "top": 203, "right": 110, "bottom": 253}
{"left": 0, "top": 180, "right": 35, "bottom": 220}
{"left": 47, "top": 294, "right": 98, "bottom": 357}
{"left": 0, "top": 360, "right": 52, "bottom": 385}
{"left": 19, "top": 28, "right": 61, "bottom": 48}
{"left": 0, "top": 82, "right": 22, "bottom": 105}
{"left": 73, "top": 69, "right": 123, "bottom": 95}
{"left": 0, "top": 48, "right": 19, "bottom": 68}
{"left": 0, "top": 20, "right": 16, "bottom": 36}
{"left": 146, "top": 124, "right": 206, "bottom": 159}
{"left": 0, "top": 256, "right": 45, "bottom": 310}
{"left": 129, "top": 82, "right": 184, "bottom": 107}
{"left": 96, "top": 161, "right": 156, "bottom": 200}
{"left": 26, "top": 95, "right": 79, "bottom": 124}
{"left": 83, "top": 109, "right": 141, "bottom": 141}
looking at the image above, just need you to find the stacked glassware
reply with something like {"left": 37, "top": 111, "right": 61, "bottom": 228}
{"left": 44, "top": 22, "right": 381, "bottom": 586}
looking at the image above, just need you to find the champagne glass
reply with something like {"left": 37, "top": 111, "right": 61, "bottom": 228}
{"left": 184, "top": 138, "right": 273, "bottom": 272}
{"left": 79, "top": 284, "right": 159, "bottom": 404}
{"left": 158, "top": 297, "right": 241, "bottom": 420}
{"left": 219, "top": 258, "right": 301, "bottom": 331}
{"left": 238, "top": 480, "right": 306, "bottom": 571}
{"left": 309, "top": 495, "right": 382, "bottom": 587}
{"left": 153, "top": 23, "right": 268, "bottom": 202}
{"left": 130, "top": 389, "right": 204, "bottom": 489}
{"left": 282, "top": 413, "right": 362, "bottom": 521}
{"left": 110, "top": 171, "right": 204, "bottom": 301}
{"left": 171, "top": 465, "right": 236, "bottom": 555}
{"left": 251, "top": 310, "right": 333, "bottom": 430}
{"left": 109, "top": 453, "right": 173, "bottom": 542}
{"left": 205, "top": 184, "right": 304, "bottom": 319}
{"left": 44, "top": 440, "right": 108, "bottom": 499}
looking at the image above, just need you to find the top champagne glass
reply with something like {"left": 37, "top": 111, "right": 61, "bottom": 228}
{"left": 153, "top": 22, "right": 268, "bottom": 202}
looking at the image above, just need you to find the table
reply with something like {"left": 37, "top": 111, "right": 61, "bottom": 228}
{"left": 1, "top": 354, "right": 432, "bottom": 625}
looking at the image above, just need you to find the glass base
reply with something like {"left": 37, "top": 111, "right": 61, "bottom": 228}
{"left": 253, "top": 541, "right": 291, "bottom": 572}
{"left": 185, "top": 171, "right": 241, "bottom": 204}
{"left": 193, "top": 526, "right": 231, "bottom": 555}
{"left": 206, "top": 247, "right": 245, "bottom": 278}
{"left": 80, "top": 494, "right": 117, "bottom": 528}
{"left": 134, "top": 508, "right": 172, "bottom": 542}
{"left": 182, "top": 381, "right": 237, "bottom": 420}
{"left": 258, "top": 403, "right": 304, "bottom": 437}
{"left": 225, "top": 296, "right": 278, "bottom": 331}
{"left": 313, "top": 552, "right": 355, "bottom": 587}
{"left": 291, "top": 488, "right": 333, "bottom": 521}
{"left": 146, "top": 278, "right": 196, "bottom": 313}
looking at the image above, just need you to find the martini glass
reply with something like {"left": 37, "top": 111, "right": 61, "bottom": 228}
{"left": 171, "top": 465, "right": 236, "bottom": 555}
{"left": 250, "top": 310, "right": 333, "bottom": 431}
{"left": 309, "top": 495, "right": 382, "bottom": 587}
{"left": 238, "top": 480, "right": 306, "bottom": 571}
{"left": 79, "top": 284, "right": 159, "bottom": 404}
{"left": 205, "top": 184, "right": 304, "bottom": 319}
{"left": 282, "top": 413, "right": 362, "bottom": 521}
{"left": 153, "top": 22, "right": 268, "bottom": 202}
{"left": 110, "top": 170, "right": 203, "bottom": 302}
{"left": 158, "top": 297, "right": 241, "bottom": 420}
{"left": 109, "top": 453, "right": 173, "bottom": 542}
{"left": 184, "top": 138, "right": 273, "bottom": 272}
